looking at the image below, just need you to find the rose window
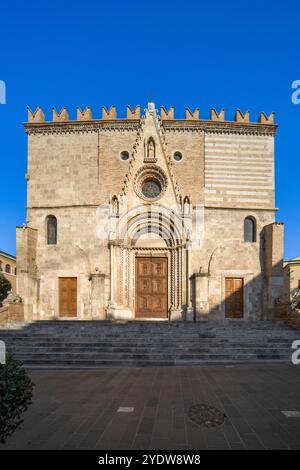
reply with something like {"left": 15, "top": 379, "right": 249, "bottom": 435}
{"left": 142, "top": 179, "right": 162, "bottom": 199}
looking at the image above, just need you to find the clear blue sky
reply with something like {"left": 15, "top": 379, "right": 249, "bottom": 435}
{"left": 0, "top": 0, "right": 299, "bottom": 259}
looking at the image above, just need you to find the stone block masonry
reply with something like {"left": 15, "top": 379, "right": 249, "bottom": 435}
{"left": 16, "top": 102, "right": 282, "bottom": 322}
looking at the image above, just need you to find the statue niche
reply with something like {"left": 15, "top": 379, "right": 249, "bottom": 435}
{"left": 111, "top": 196, "right": 119, "bottom": 217}
{"left": 145, "top": 137, "right": 156, "bottom": 162}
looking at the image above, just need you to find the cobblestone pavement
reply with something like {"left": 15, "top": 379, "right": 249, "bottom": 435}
{"left": 1, "top": 365, "right": 300, "bottom": 450}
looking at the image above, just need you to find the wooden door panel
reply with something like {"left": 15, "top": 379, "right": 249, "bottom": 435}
{"left": 59, "top": 277, "right": 77, "bottom": 317}
{"left": 151, "top": 295, "right": 167, "bottom": 317}
{"left": 136, "top": 258, "right": 168, "bottom": 318}
{"left": 225, "top": 277, "right": 243, "bottom": 318}
{"left": 138, "top": 260, "right": 152, "bottom": 276}
{"left": 138, "top": 294, "right": 152, "bottom": 313}
{"left": 139, "top": 277, "right": 152, "bottom": 293}
{"left": 152, "top": 278, "right": 167, "bottom": 294}
{"left": 152, "top": 260, "right": 166, "bottom": 276}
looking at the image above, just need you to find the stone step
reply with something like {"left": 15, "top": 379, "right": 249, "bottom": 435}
{"left": 2, "top": 321, "right": 293, "bottom": 330}
{"left": 2, "top": 336, "right": 298, "bottom": 344}
{"left": 6, "top": 343, "right": 295, "bottom": 351}
{"left": 1, "top": 319, "right": 298, "bottom": 367}
{"left": 1, "top": 330, "right": 298, "bottom": 338}
{"left": 9, "top": 323, "right": 295, "bottom": 335}
{"left": 11, "top": 350, "right": 293, "bottom": 360}
{"left": 13, "top": 355, "right": 291, "bottom": 367}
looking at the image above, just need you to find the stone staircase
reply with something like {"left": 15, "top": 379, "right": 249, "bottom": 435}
{"left": 0, "top": 320, "right": 299, "bottom": 368}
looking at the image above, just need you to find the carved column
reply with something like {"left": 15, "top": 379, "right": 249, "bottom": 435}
{"left": 186, "top": 242, "right": 194, "bottom": 321}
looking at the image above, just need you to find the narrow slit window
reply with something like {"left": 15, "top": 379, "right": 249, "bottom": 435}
{"left": 47, "top": 216, "right": 57, "bottom": 245}
{"left": 244, "top": 217, "right": 256, "bottom": 243}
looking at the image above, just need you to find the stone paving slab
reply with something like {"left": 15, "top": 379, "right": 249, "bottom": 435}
{"left": 1, "top": 365, "right": 300, "bottom": 450}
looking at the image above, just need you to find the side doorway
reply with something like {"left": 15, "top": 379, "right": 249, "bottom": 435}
{"left": 225, "top": 277, "right": 244, "bottom": 318}
{"left": 59, "top": 277, "right": 77, "bottom": 317}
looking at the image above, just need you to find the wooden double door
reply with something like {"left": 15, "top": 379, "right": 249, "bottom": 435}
{"left": 59, "top": 277, "right": 77, "bottom": 317}
{"left": 225, "top": 277, "right": 244, "bottom": 318}
{"left": 136, "top": 257, "right": 168, "bottom": 319}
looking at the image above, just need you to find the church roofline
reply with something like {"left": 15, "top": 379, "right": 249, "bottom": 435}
{"left": 24, "top": 105, "right": 278, "bottom": 136}
{"left": 0, "top": 250, "right": 16, "bottom": 260}
{"left": 24, "top": 117, "right": 277, "bottom": 137}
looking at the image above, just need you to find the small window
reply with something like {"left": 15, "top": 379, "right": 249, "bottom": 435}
{"left": 173, "top": 151, "right": 183, "bottom": 162}
{"left": 14, "top": 267, "right": 17, "bottom": 275}
{"left": 5, "top": 264, "right": 11, "bottom": 273}
{"left": 244, "top": 217, "right": 256, "bottom": 243}
{"left": 0, "top": 261, "right": 2, "bottom": 271}
{"left": 120, "top": 150, "right": 130, "bottom": 161}
{"left": 298, "top": 279, "right": 300, "bottom": 289}
{"left": 47, "top": 215, "right": 57, "bottom": 245}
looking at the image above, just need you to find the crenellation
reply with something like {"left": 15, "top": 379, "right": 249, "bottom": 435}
{"left": 235, "top": 109, "right": 250, "bottom": 123}
{"left": 185, "top": 108, "right": 199, "bottom": 120}
{"left": 258, "top": 111, "right": 275, "bottom": 124}
{"left": 27, "top": 106, "right": 45, "bottom": 123}
{"left": 126, "top": 105, "right": 141, "bottom": 119}
{"left": 102, "top": 105, "right": 117, "bottom": 120}
{"left": 25, "top": 105, "right": 277, "bottom": 130}
{"left": 210, "top": 108, "right": 225, "bottom": 121}
{"left": 77, "top": 107, "right": 92, "bottom": 121}
{"left": 160, "top": 106, "right": 174, "bottom": 120}
{"left": 52, "top": 107, "right": 69, "bottom": 122}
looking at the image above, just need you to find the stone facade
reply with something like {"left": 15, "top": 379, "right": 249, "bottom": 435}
{"left": 283, "top": 256, "right": 300, "bottom": 306}
{"left": 17, "top": 103, "right": 284, "bottom": 322}
{"left": 0, "top": 250, "right": 16, "bottom": 293}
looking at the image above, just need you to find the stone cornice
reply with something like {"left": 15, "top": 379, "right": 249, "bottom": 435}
{"left": 26, "top": 204, "right": 278, "bottom": 212}
{"left": 162, "top": 119, "right": 278, "bottom": 136}
{"left": 204, "top": 205, "right": 278, "bottom": 212}
{"left": 24, "top": 119, "right": 140, "bottom": 135}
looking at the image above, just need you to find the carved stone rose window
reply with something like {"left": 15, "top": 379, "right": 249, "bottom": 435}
{"left": 134, "top": 165, "right": 167, "bottom": 202}
{"left": 142, "top": 179, "right": 162, "bottom": 199}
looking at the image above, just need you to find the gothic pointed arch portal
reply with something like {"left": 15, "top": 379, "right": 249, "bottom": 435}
{"left": 108, "top": 204, "right": 189, "bottom": 320}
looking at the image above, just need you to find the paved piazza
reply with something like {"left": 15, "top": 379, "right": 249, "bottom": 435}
{"left": 1, "top": 365, "right": 300, "bottom": 450}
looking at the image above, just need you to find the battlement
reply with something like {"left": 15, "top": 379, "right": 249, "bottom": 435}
{"left": 26, "top": 104, "right": 276, "bottom": 126}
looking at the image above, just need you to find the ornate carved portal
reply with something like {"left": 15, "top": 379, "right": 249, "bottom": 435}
{"left": 108, "top": 207, "right": 188, "bottom": 321}
{"left": 109, "top": 245, "right": 186, "bottom": 320}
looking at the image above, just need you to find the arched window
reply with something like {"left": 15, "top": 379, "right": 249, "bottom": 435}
{"left": 5, "top": 264, "right": 11, "bottom": 273}
{"left": 244, "top": 217, "right": 256, "bottom": 243}
{"left": 47, "top": 215, "right": 57, "bottom": 245}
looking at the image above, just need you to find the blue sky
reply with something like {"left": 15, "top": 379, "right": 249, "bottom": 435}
{"left": 0, "top": 0, "right": 299, "bottom": 259}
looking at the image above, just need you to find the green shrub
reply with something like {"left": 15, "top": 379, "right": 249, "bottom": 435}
{"left": 0, "top": 355, "right": 34, "bottom": 444}
{"left": 0, "top": 274, "right": 11, "bottom": 306}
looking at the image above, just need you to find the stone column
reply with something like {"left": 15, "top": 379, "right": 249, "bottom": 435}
{"left": 91, "top": 273, "right": 107, "bottom": 319}
{"left": 186, "top": 242, "right": 194, "bottom": 321}
{"left": 192, "top": 272, "right": 209, "bottom": 320}
{"left": 16, "top": 225, "right": 38, "bottom": 322}
{"left": 264, "top": 222, "right": 285, "bottom": 320}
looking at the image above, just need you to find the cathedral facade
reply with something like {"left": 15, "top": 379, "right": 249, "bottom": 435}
{"left": 17, "top": 103, "right": 284, "bottom": 322}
